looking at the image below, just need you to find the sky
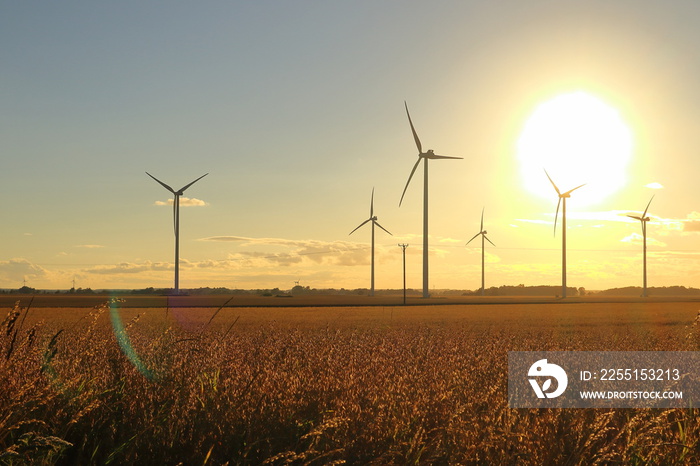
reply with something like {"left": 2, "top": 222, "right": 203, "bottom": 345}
{"left": 1, "top": 1, "right": 699, "bottom": 292}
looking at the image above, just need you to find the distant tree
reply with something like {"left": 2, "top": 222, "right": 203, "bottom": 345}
{"left": 291, "top": 285, "right": 311, "bottom": 295}
{"left": 578, "top": 287, "right": 586, "bottom": 296}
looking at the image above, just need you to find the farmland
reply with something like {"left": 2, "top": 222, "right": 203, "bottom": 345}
{"left": 1, "top": 296, "right": 699, "bottom": 464}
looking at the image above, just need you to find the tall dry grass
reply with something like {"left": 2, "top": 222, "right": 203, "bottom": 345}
{"left": 0, "top": 300, "right": 698, "bottom": 464}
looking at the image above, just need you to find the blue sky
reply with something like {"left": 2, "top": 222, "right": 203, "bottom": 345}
{"left": 2, "top": 1, "right": 699, "bottom": 291}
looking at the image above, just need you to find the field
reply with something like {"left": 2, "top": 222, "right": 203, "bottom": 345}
{"left": 1, "top": 296, "right": 699, "bottom": 464}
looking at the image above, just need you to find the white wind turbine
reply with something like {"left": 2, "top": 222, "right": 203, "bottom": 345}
{"left": 400, "top": 102, "right": 463, "bottom": 298}
{"left": 350, "top": 188, "right": 392, "bottom": 296}
{"left": 545, "top": 169, "right": 584, "bottom": 299}
{"left": 466, "top": 208, "right": 496, "bottom": 296}
{"left": 146, "top": 172, "right": 208, "bottom": 294}
{"left": 628, "top": 195, "right": 654, "bottom": 298}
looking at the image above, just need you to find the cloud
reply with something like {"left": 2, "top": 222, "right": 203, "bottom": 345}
{"left": 682, "top": 211, "right": 700, "bottom": 233}
{"left": 226, "top": 251, "right": 305, "bottom": 268}
{"left": 199, "top": 236, "right": 248, "bottom": 242}
{"left": 0, "top": 258, "right": 48, "bottom": 282}
{"left": 638, "top": 212, "right": 700, "bottom": 235}
{"left": 154, "top": 197, "right": 208, "bottom": 207}
{"left": 645, "top": 182, "right": 664, "bottom": 189}
{"left": 75, "top": 244, "right": 105, "bottom": 249}
{"left": 518, "top": 210, "right": 671, "bottom": 226}
{"left": 648, "top": 250, "right": 700, "bottom": 260}
{"left": 84, "top": 261, "right": 172, "bottom": 275}
{"left": 199, "top": 236, "right": 374, "bottom": 267}
{"left": 619, "top": 233, "right": 667, "bottom": 247}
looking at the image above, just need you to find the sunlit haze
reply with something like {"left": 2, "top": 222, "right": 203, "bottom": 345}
{"left": 2, "top": 1, "right": 699, "bottom": 292}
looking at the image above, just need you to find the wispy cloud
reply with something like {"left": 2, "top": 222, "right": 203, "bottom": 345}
{"left": 645, "top": 182, "right": 664, "bottom": 189}
{"left": 199, "top": 236, "right": 373, "bottom": 267}
{"left": 154, "top": 197, "right": 208, "bottom": 207}
{"left": 84, "top": 261, "right": 173, "bottom": 275}
{"left": 199, "top": 236, "right": 248, "bottom": 242}
{"left": 74, "top": 244, "right": 105, "bottom": 249}
{"left": 438, "top": 237, "right": 462, "bottom": 244}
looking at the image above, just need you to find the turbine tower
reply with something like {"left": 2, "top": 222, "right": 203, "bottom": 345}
{"left": 349, "top": 188, "right": 392, "bottom": 296}
{"left": 628, "top": 195, "right": 654, "bottom": 298}
{"left": 466, "top": 208, "right": 495, "bottom": 296}
{"left": 545, "top": 170, "right": 584, "bottom": 299}
{"left": 146, "top": 172, "right": 208, "bottom": 294}
{"left": 400, "top": 102, "right": 463, "bottom": 298}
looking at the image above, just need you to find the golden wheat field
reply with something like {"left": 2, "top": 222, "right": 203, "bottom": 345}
{"left": 1, "top": 297, "right": 699, "bottom": 464}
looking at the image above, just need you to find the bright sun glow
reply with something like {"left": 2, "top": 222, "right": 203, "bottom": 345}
{"left": 517, "top": 91, "right": 633, "bottom": 207}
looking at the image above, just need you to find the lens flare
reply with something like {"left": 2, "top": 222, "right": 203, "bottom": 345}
{"left": 109, "top": 298, "right": 155, "bottom": 381}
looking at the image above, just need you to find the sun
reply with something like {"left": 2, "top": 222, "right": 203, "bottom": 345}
{"left": 517, "top": 91, "right": 633, "bottom": 207}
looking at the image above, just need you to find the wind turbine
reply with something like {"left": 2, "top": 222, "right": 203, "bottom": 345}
{"left": 628, "top": 195, "right": 654, "bottom": 298}
{"left": 350, "top": 188, "right": 392, "bottom": 296}
{"left": 466, "top": 208, "right": 496, "bottom": 296}
{"left": 146, "top": 172, "right": 208, "bottom": 294}
{"left": 400, "top": 101, "right": 463, "bottom": 298}
{"left": 545, "top": 169, "right": 584, "bottom": 299}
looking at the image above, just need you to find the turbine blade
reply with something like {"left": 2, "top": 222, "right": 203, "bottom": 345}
{"left": 146, "top": 172, "right": 176, "bottom": 193}
{"left": 173, "top": 194, "right": 178, "bottom": 236}
{"left": 466, "top": 231, "right": 481, "bottom": 245}
{"left": 179, "top": 173, "right": 209, "bottom": 193}
{"left": 349, "top": 218, "right": 371, "bottom": 235}
{"left": 642, "top": 195, "right": 655, "bottom": 218}
{"left": 563, "top": 183, "right": 585, "bottom": 196}
{"left": 627, "top": 215, "right": 643, "bottom": 221}
{"left": 405, "top": 101, "right": 423, "bottom": 154}
{"left": 485, "top": 235, "right": 496, "bottom": 247}
{"left": 544, "top": 169, "right": 561, "bottom": 195}
{"left": 399, "top": 158, "right": 422, "bottom": 206}
{"left": 374, "top": 220, "right": 393, "bottom": 236}
{"left": 553, "top": 197, "right": 562, "bottom": 236}
{"left": 480, "top": 207, "right": 484, "bottom": 232}
{"left": 425, "top": 154, "right": 463, "bottom": 160}
{"left": 370, "top": 187, "right": 374, "bottom": 217}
